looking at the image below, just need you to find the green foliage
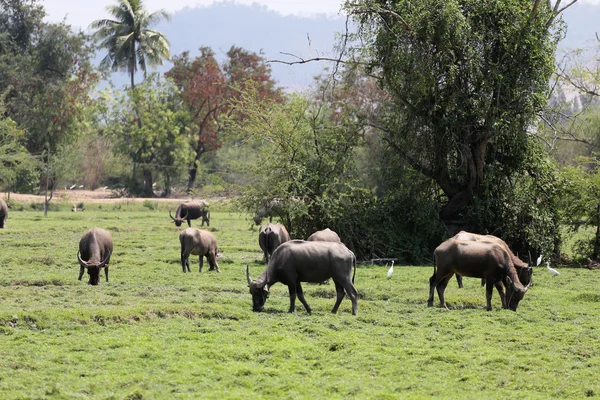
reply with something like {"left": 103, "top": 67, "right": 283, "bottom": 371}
{"left": 233, "top": 91, "right": 367, "bottom": 243}
{"left": 560, "top": 156, "right": 600, "bottom": 261}
{"left": 467, "top": 140, "right": 565, "bottom": 258}
{"left": 0, "top": 97, "right": 38, "bottom": 192}
{"left": 105, "top": 75, "right": 194, "bottom": 195}
{"left": 1, "top": 209, "right": 600, "bottom": 398}
{"left": 344, "top": 0, "right": 566, "bottom": 252}
{"left": 0, "top": 5, "right": 97, "bottom": 152}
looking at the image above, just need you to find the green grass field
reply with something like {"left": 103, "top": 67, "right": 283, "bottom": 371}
{"left": 1, "top": 204, "right": 599, "bottom": 399}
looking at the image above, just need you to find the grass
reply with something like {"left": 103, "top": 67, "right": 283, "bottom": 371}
{"left": 1, "top": 207, "right": 600, "bottom": 399}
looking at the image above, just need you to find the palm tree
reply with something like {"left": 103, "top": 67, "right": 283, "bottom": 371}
{"left": 90, "top": 0, "right": 171, "bottom": 89}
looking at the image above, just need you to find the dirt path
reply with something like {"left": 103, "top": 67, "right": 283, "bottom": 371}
{"left": 4, "top": 189, "right": 201, "bottom": 205}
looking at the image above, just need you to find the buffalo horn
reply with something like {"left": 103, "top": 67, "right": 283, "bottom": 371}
{"left": 246, "top": 265, "right": 253, "bottom": 286}
{"left": 77, "top": 251, "right": 88, "bottom": 268}
{"left": 169, "top": 210, "right": 176, "bottom": 221}
{"left": 98, "top": 249, "right": 111, "bottom": 268}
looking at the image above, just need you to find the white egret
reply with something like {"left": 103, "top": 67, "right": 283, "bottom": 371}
{"left": 546, "top": 261, "right": 559, "bottom": 277}
{"left": 536, "top": 254, "right": 543, "bottom": 266}
{"left": 387, "top": 260, "right": 394, "bottom": 279}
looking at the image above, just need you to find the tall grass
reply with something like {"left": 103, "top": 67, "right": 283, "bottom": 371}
{"left": 1, "top": 208, "right": 599, "bottom": 399}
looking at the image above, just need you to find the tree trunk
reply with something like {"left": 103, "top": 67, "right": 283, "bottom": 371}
{"left": 187, "top": 163, "right": 198, "bottom": 192}
{"left": 143, "top": 169, "right": 153, "bottom": 197}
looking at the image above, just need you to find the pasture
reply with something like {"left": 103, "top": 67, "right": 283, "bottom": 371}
{"left": 1, "top": 203, "right": 599, "bottom": 399}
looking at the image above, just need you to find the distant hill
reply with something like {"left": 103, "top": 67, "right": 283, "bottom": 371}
{"left": 100, "top": 2, "right": 599, "bottom": 92}
{"left": 103, "top": 3, "right": 348, "bottom": 91}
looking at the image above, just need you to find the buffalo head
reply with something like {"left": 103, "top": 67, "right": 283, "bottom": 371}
{"left": 78, "top": 250, "right": 110, "bottom": 285}
{"left": 246, "top": 265, "right": 269, "bottom": 312}
{"left": 504, "top": 276, "right": 531, "bottom": 311}
{"left": 169, "top": 210, "right": 186, "bottom": 227}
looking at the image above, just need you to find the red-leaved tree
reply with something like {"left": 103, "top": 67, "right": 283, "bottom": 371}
{"left": 166, "top": 46, "right": 283, "bottom": 190}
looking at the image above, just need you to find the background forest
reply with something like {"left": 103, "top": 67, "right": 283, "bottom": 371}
{"left": 1, "top": 0, "right": 600, "bottom": 264}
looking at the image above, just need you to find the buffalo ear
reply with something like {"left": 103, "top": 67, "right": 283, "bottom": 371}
{"left": 264, "top": 284, "right": 269, "bottom": 293}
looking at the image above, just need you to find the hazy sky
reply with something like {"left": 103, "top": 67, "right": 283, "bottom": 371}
{"left": 43, "top": 0, "right": 346, "bottom": 29}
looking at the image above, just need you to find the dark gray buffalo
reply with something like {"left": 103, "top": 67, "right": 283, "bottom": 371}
{"left": 247, "top": 240, "right": 358, "bottom": 315}
{"left": 428, "top": 239, "right": 530, "bottom": 311}
{"left": 78, "top": 228, "right": 113, "bottom": 285}
{"left": 307, "top": 228, "right": 341, "bottom": 243}
{"left": 179, "top": 228, "right": 220, "bottom": 273}
{"left": 0, "top": 199, "right": 7, "bottom": 228}
{"left": 258, "top": 223, "right": 290, "bottom": 263}
{"left": 170, "top": 201, "right": 210, "bottom": 227}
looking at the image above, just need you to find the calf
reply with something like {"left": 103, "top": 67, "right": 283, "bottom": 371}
{"left": 179, "top": 228, "right": 220, "bottom": 273}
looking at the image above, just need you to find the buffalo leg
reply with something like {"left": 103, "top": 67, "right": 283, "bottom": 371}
{"left": 288, "top": 284, "right": 297, "bottom": 313}
{"left": 199, "top": 255, "right": 204, "bottom": 272}
{"left": 485, "top": 280, "right": 494, "bottom": 311}
{"left": 456, "top": 274, "right": 464, "bottom": 288}
{"left": 187, "top": 219, "right": 192, "bottom": 227}
{"left": 427, "top": 273, "right": 437, "bottom": 307}
{"left": 295, "top": 282, "right": 312, "bottom": 314}
{"left": 78, "top": 266, "right": 85, "bottom": 281}
{"left": 494, "top": 280, "right": 506, "bottom": 309}
{"left": 337, "top": 280, "right": 358, "bottom": 315}
{"left": 181, "top": 249, "right": 190, "bottom": 272}
{"left": 207, "top": 252, "right": 220, "bottom": 272}
{"left": 331, "top": 281, "right": 346, "bottom": 314}
{"left": 435, "top": 273, "right": 453, "bottom": 309}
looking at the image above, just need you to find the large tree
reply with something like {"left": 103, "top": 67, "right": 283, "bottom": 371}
{"left": 0, "top": 1, "right": 97, "bottom": 154}
{"left": 90, "top": 0, "right": 170, "bottom": 89}
{"left": 166, "top": 46, "right": 283, "bottom": 191}
{"left": 344, "top": 0, "right": 576, "bottom": 251}
{"left": 105, "top": 74, "right": 193, "bottom": 196}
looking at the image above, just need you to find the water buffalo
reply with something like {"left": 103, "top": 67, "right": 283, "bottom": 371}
{"left": 258, "top": 223, "right": 290, "bottom": 263}
{"left": 307, "top": 228, "right": 341, "bottom": 243}
{"left": 179, "top": 228, "right": 220, "bottom": 273}
{"left": 454, "top": 231, "right": 533, "bottom": 287}
{"left": 428, "top": 239, "right": 530, "bottom": 311}
{"left": 78, "top": 228, "right": 113, "bottom": 285}
{"left": 0, "top": 199, "right": 7, "bottom": 228}
{"left": 247, "top": 240, "right": 358, "bottom": 315}
{"left": 253, "top": 198, "right": 283, "bottom": 225}
{"left": 170, "top": 201, "right": 210, "bottom": 227}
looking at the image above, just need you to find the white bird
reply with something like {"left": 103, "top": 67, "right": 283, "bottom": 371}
{"left": 69, "top": 184, "right": 76, "bottom": 190}
{"left": 536, "top": 254, "right": 543, "bottom": 266}
{"left": 546, "top": 261, "right": 560, "bottom": 277}
{"left": 79, "top": 184, "right": 84, "bottom": 189}
{"left": 387, "top": 260, "right": 394, "bottom": 279}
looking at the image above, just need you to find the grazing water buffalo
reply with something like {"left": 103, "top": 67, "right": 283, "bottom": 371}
{"left": 247, "top": 240, "right": 358, "bottom": 315}
{"left": 307, "top": 228, "right": 341, "bottom": 243}
{"left": 170, "top": 201, "right": 210, "bottom": 227}
{"left": 453, "top": 231, "right": 533, "bottom": 287}
{"left": 258, "top": 223, "right": 290, "bottom": 263}
{"left": 78, "top": 228, "right": 113, "bottom": 285}
{"left": 0, "top": 199, "right": 7, "bottom": 228}
{"left": 428, "top": 239, "right": 530, "bottom": 311}
{"left": 179, "top": 228, "right": 220, "bottom": 273}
